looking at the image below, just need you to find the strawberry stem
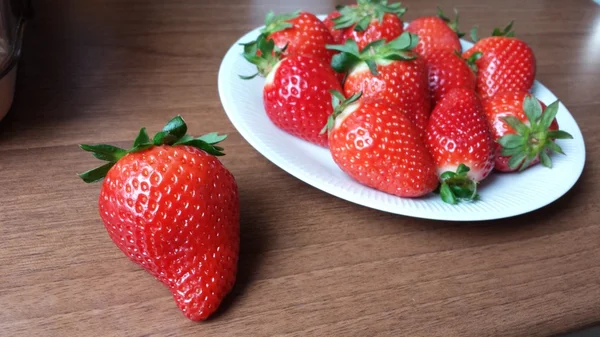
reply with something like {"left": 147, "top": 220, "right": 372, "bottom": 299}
{"left": 491, "top": 20, "right": 515, "bottom": 37}
{"left": 332, "top": 0, "right": 406, "bottom": 31}
{"left": 260, "top": 10, "right": 300, "bottom": 35}
{"left": 321, "top": 90, "right": 362, "bottom": 134}
{"left": 437, "top": 7, "right": 465, "bottom": 38}
{"left": 239, "top": 35, "right": 284, "bottom": 79}
{"left": 438, "top": 164, "right": 479, "bottom": 205}
{"left": 326, "top": 32, "right": 419, "bottom": 75}
{"left": 78, "top": 116, "right": 227, "bottom": 183}
{"left": 498, "top": 95, "right": 573, "bottom": 171}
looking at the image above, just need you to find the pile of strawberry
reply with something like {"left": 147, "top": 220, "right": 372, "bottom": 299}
{"left": 241, "top": 0, "right": 573, "bottom": 204}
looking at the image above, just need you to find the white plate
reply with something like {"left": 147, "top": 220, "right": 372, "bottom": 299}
{"left": 218, "top": 18, "right": 586, "bottom": 221}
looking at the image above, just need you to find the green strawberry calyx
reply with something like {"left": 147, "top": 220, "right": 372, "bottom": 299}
{"left": 239, "top": 35, "right": 286, "bottom": 80}
{"left": 326, "top": 32, "right": 419, "bottom": 75}
{"left": 333, "top": 0, "right": 406, "bottom": 32}
{"left": 78, "top": 116, "right": 227, "bottom": 183}
{"left": 459, "top": 50, "right": 482, "bottom": 73}
{"left": 320, "top": 90, "right": 362, "bottom": 134}
{"left": 498, "top": 95, "right": 573, "bottom": 171}
{"left": 439, "top": 164, "right": 479, "bottom": 205}
{"left": 260, "top": 10, "right": 301, "bottom": 36}
{"left": 437, "top": 7, "right": 465, "bottom": 38}
{"left": 471, "top": 20, "right": 515, "bottom": 42}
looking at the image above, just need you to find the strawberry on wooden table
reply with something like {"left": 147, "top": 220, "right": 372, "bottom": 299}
{"left": 483, "top": 91, "right": 573, "bottom": 172}
{"left": 78, "top": 116, "right": 239, "bottom": 321}
{"left": 241, "top": 36, "right": 342, "bottom": 147}
{"left": 406, "top": 7, "right": 464, "bottom": 60}
{"left": 425, "top": 88, "right": 496, "bottom": 204}
{"left": 328, "top": 0, "right": 406, "bottom": 50}
{"left": 323, "top": 91, "right": 439, "bottom": 198}
{"left": 327, "top": 32, "right": 431, "bottom": 135}
{"left": 463, "top": 22, "right": 536, "bottom": 99}
{"left": 250, "top": 10, "right": 336, "bottom": 64}
{"left": 426, "top": 49, "right": 480, "bottom": 107}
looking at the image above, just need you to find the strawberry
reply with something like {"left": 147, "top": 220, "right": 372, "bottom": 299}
{"left": 78, "top": 116, "right": 239, "bottom": 321}
{"left": 323, "top": 91, "right": 439, "bottom": 198}
{"left": 327, "top": 32, "right": 431, "bottom": 135}
{"left": 425, "top": 88, "right": 496, "bottom": 204}
{"left": 248, "top": 10, "right": 336, "bottom": 64}
{"left": 406, "top": 8, "right": 464, "bottom": 59}
{"left": 463, "top": 22, "right": 536, "bottom": 99}
{"left": 426, "top": 49, "right": 480, "bottom": 107}
{"left": 482, "top": 91, "right": 573, "bottom": 172}
{"left": 329, "top": 0, "right": 406, "bottom": 50}
{"left": 241, "top": 36, "right": 342, "bottom": 147}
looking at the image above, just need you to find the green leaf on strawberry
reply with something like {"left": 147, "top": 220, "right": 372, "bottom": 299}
{"left": 239, "top": 35, "right": 285, "bottom": 79}
{"left": 498, "top": 95, "right": 573, "bottom": 171}
{"left": 492, "top": 20, "right": 515, "bottom": 37}
{"left": 321, "top": 90, "right": 363, "bottom": 134}
{"left": 332, "top": 0, "right": 406, "bottom": 31}
{"left": 261, "top": 10, "right": 301, "bottom": 35}
{"left": 438, "top": 164, "right": 479, "bottom": 205}
{"left": 437, "top": 7, "right": 465, "bottom": 38}
{"left": 78, "top": 116, "right": 228, "bottom": 183}
{"left": 327, "top": 31, "right": 419, "bottom": 75}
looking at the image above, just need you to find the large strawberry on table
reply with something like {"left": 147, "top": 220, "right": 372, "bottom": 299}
{"left": 79, "top": 116, "right": 239, "bottom": 321}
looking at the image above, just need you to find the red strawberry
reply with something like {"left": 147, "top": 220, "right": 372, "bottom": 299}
{"left": 329, "top": 0, "right": 406, "bottom": 50}
{"left": 249, "top": 10, "right": 336, "bottom": 64}
{"left": 327, "top": 33, "right": 431, "bottom": 135}
{"left": 425, "top": 88, "right": 495, "bottom": 203}
{"left": 482, "top": 91, "right": 573, "bottom": 172}
{"left": 427, "top": 49, "right": 480, "bottom": 107}
{"left": 406, "top": 8, "right": 464, "bottom": 59}
{"left": 78, "top": 117, "right": 239, "bottom": 321}
{"left": 241, "top": 36, "right": 342, "bottom": 147}
{"left": 463, "top": 22, "right": 536, "bottom": 99}
{"left": 323, "top": 91, "right": 439, "bottom": 197}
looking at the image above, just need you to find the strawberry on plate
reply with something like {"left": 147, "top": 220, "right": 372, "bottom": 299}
{"left": 248, "top": 10, "right": 336, "bottom": 64}
{"left": 463, "top": 21, "right": 536, "bottom": 99}
{"left": 483, "top": 91, "right": 573, "bottom": 172}
{"left": 328, "top": 0, "right": 406, "bottom": 50}
{"left": 323, "top": 91, "right": 439, "bottom": 198}
{"left": 425, "top": 88, "right": 496, "bottom": 204}
{"left": 406, "top": 7, "right": 464, "bottom": 59}
{"left": 327, "top": 32, "right": 431, "bottom": 135}
{"left": 78, "top": 116, "right": 239, "bottom": 321}
{"left": 241, "top": 36, "right": 342, "bottom": 147}
{"left": 427, "top": 48, "right": 480, "bottom": 107}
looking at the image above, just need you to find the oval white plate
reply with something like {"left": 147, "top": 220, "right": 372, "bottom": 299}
{"left": 218, "top": 18, "right": 586, "bottom": 221}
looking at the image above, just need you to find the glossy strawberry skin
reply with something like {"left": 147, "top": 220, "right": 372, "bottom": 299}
{"left": 264, "top": 55, "right": 343, "bottom": 147}
{"left": 406, "top": 17, "right": 461, "bottom": 59}
{"left": 426, "top": 49, "right": 476, "bottom": 107}
{"left": 340, "top": 13, "right": 405, "bottom": 50}
{"left": 425, "top": 88, "right": 496, "bottom": 182}
{"left": 98, "top": 145, "right": 240, "bottom": 321}
{"left": 268, "top": 12, "right": 337, "bottom": 64}
{"left": 343, "top": 56, "right": 431, "bottom": 135}
{"left": 329, "top": 99, "right": 439, "bottom": 197}
{"left": 463, "top": 37, "right": 536, "bottom": 99}
{"left": 482, "top": 91, "right": 558, "bottom": 172}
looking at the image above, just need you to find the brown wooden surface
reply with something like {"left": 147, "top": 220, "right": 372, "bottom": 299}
{"left": 0, "top": 0, "right": 599, "bottom": 336}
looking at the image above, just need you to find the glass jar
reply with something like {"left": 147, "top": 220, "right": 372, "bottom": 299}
{"left": 0, "top": 0, "right": 31, "bottom": 121}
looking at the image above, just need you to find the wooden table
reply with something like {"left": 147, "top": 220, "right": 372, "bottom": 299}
{"left": 1, "top": 0, "right": 599, "bottom": 336}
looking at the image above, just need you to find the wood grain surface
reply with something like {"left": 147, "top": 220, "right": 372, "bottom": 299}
{"left": 0, "top": 0, "right": 599, "bottom": 336}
